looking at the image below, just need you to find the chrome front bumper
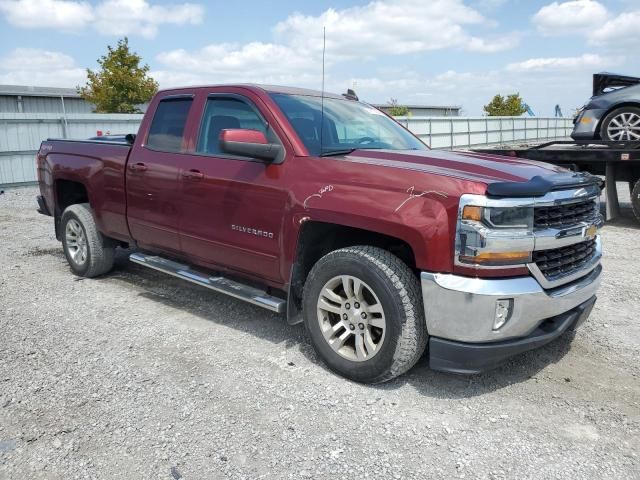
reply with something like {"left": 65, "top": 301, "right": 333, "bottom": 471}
{"left": 421, "top": 261, "right": 602, "bottom": 344}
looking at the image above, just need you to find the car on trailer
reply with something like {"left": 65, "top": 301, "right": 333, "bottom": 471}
{"left": 572, "top": 72, "right": 640, "bottom": 142}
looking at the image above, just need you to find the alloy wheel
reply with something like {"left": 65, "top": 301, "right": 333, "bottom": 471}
{"left": 316, "top": 275, "right": 386, "bottom": 362}
{"left": 65, "top": 219, "right": 88, "bottom": 265}
{"left": 607, "top": 112, "right": 640, "bottom": 141}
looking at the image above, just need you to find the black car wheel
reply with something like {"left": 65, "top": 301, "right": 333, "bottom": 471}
{"left": 61, "top": 203, "right": 116, "bottom": 278}
{"left": 600, "top": 106, "right": 640, "bottom": 142}
{"left": 302, "top": 246, "right": 427, "bottom": 384}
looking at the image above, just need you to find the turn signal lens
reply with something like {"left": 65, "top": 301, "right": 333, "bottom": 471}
{"left": 459, "top": 251, "right": 531, "bottom": 266}
{"left": 462, "top": 205, "right": 483, "bottom": 221}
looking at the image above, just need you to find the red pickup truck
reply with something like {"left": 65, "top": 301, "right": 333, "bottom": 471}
{"left": 36, "top": 85, "right": 603, "bottom": 383}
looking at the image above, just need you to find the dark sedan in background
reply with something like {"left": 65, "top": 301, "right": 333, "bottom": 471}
{"left": 572, "top": 72, "right": 640, "bottom": 142}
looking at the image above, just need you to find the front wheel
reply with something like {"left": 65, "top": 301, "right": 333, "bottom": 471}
{"left": 61, "top": 203, "right": 115, "bottom": 278}
{"left": 600, "top": 107, "right": 640, "bottom": 142}
{"left": 302, "top": 246, "right": 427, "bottom": 383}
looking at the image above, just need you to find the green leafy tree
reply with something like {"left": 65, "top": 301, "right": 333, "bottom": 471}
{"left": 79, "top": 37, "right": 158, "bottom": 113}
{"left": 483, "top": 93, "right": 527, "bottom": 116}
{"left": 387, "top": 98, "right": 410, "bottom": 117}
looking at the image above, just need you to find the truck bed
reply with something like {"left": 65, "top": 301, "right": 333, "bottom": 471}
{"left": 37, "top": 138, "right": 133, "bottom": 242}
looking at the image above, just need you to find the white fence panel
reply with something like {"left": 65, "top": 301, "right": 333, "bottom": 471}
{"left": 398, "top": 116, "right": 573, "bottom": 149}
{"left": 0, "top": 113, "right": 573, "bottom": 186}
{"left": 0, "top": 113, "right": 143, "bottom": 186}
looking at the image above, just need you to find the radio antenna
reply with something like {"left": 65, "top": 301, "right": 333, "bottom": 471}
{"left": 320, "top": 26, "right": 326, "bottom": 155}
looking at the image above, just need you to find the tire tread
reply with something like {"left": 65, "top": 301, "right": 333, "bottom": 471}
{"left": 61, "top": 203, "right": 115, "bottom": 278}
{"left": 304, "top": 245, "right": 427, "bottom": 383}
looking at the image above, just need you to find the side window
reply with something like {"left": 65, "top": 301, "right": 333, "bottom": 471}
{"left": 197, "top": 98, "right": 268, "bottom": 155}
{"left": 146, "top": 98, "right": 193, "bottom": 152}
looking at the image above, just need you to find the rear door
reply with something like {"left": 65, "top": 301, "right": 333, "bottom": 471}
{"left": 177, "top": 92, "right": 290, "bottom": 283}
{"left": 126, "top": 95, "right": 193, "bottom": 254}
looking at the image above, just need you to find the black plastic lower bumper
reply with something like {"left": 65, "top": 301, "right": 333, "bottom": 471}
{"left": 429, "top": 296, "right": 596, "bottom": 374}
{"left": 36, "top": 195, "right": 52, "bottom": 216}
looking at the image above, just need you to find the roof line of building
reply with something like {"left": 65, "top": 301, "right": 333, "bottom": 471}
{"left": 0, "top": 85, "right": 81, "bottom": 98}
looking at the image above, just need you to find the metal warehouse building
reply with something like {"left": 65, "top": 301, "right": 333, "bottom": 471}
{"left": 0, "top": 85, "right": 93, "bottom": 114}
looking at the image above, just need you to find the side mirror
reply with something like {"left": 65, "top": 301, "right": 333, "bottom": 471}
{"left": 220, "top": 129, "right": 281, "bottom": 161}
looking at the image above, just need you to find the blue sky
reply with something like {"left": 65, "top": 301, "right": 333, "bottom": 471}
{"left": 0, "top": 0, "right": 638, "bottom": 115}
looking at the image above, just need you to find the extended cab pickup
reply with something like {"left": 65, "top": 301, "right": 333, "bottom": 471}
{"left": 36, "top": 85, "right": 603, "bottom": 383}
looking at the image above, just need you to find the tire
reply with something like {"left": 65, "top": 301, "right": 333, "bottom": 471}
{"left": 600, "top": 106, "right": 640, "bottom": 142}
{"left": 61, "top": 203, "right": 115, "bottom": 278}
{"left": 302, "top": 246, "right": 427, "bottom": 384}
{"left": 631, "top": 178, "right": 640, "bottom": 224}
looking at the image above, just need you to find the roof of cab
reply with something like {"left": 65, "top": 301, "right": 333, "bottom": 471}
{"left": 156, "top": 83, "right": 345, "bottom": 100}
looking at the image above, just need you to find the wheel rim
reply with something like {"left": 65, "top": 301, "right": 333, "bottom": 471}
{"left": 316, "top": 275, "right": 386, "bottom": 362}
{"left": 607, "top": 112, "right": 640, "bottom": 141}
{"left": 65, "top": 219, "right": 88, "bottom": 265}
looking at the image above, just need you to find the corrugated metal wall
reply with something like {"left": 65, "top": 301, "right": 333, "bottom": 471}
{"left": 0, "top": 95, "right": 94, "bottom": 114}
{"left": 0, "top": 113, "right": 574, "bottom": 187}
{"left": 0, "top": 113, "right": 143, "bottom": 186}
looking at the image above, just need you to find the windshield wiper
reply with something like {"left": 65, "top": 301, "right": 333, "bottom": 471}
{"left": 320, "top": 148, "right": 357, "bottom": 157}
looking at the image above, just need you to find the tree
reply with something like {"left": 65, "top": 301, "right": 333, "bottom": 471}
{"left": 387, "top": 98, "right": 410, "bottom": 117}
{"left": 483, "top": 93, "right": 527, "bottom": 116}
{"left": 79, "top": 37, "right": 158, "bottom": 113}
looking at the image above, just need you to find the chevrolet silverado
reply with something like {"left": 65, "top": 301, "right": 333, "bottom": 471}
{"left": 36, "top": 85, "right": 604, "bottom": 383}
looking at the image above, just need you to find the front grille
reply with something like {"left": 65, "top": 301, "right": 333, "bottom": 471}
{"left": 534, "top": 199, "right": 598, "bottom": 229}
{"left": 533, "top": 238, "right": 597, "bottom": 279}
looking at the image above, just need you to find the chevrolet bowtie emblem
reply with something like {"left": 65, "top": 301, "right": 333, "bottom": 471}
{"left": 585, "top": 224, "right": 597, "bottom": 238}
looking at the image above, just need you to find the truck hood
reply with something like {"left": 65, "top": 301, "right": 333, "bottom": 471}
{"left": 342, "top": 149, "right": 599, "bottom": 196}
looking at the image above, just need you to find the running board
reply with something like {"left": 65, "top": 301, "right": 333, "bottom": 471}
{"left": 129, "top": 252, "right": 286, "bottom": 313}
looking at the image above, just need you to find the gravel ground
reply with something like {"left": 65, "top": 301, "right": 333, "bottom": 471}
{"left": 0, "top": 186, "right": 638, "bottom": 480}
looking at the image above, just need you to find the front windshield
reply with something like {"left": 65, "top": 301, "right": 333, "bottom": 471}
{"left": 270, "top": 93, "right": 427, "bottom": 155}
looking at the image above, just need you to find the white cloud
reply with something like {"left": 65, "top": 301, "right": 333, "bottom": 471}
{"left": 0, "top": 0, "right": 203, "bottom": 38}
{"left": 0, "top": 48, "right": 86, "bottom": 86}
{"left": 532, "top": 1, "right": 640, "bottom": 50}
{"left": 153, "top": 42, "right": 321, "bottom": 88}
{"left": 533, "top": 0, "right": 608, "bottom": 35}
{"left": 0, "top": 0, "right": 93, "bottom": 30}
{"left": 591, "top": 10, "right": 640, "bottom": 47}
{"left": 274, "top": 0, "right": 518, "bottom": 57}
{"left": 153, "top": 0, "right": 519, "bottom": 90}
{"left": 506, "top": 53, "right": 620, "bottom": 72}
{"left": 94, "top": 0, "right": 203, "bottom": 39}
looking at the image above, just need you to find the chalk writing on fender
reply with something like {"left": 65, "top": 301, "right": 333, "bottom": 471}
{"left": 303, "top": 185, "right": 334, "bottom": 209}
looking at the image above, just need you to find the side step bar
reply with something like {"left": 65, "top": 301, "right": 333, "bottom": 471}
{"left": 129, "top": 252, "right": 286, "bottom": 313}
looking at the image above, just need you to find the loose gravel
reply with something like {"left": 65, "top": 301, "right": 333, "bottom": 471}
{"left": 0, "top": 186, "right": 638, "bottom": 480}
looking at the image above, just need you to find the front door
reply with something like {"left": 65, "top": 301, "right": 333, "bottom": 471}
{"left": 177, "top": 94, "right": 288, "bottom": 283}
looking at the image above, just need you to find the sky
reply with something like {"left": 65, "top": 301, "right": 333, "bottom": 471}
{"left": 0, "top": 0, "right": 638, "bottom": 115}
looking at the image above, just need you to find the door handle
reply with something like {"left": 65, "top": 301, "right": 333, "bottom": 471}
{"left": 129, "top": 162, "right": 147, "bottom": 172}
{"left": 182, "top": 169, "right": 204, "bottom": 180}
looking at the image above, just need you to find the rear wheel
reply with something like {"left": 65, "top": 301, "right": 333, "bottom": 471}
{"left": 61, "top": 203, "right": 115, "bottom": 278}
{"left": 302, "top": 246, "right": 427, "bottom": 384}
{"left": 600, "top": 107, "right": 640, "bottom": 142}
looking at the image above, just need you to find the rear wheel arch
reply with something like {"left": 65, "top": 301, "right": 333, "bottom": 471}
{"left": 54, "top": 179, "right": 91, "bottom": 239}
{"left": 286, "top": 220, "right": 420, "bottom": 325}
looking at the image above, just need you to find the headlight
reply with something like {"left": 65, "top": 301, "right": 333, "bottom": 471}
{"left": 457, "top": 197, "right": 535, "bottom": 269}
{"left": 462, "top": 205, "right": 533, "bottom": 229}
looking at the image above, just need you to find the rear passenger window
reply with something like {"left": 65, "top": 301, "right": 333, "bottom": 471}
{"left": 197, "top": 98, "right": 267, "bottom": 155}
{"left": 146, "top": 98, "right": 193, "bottom": 152}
